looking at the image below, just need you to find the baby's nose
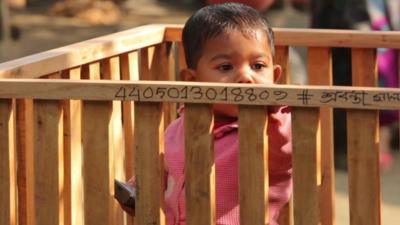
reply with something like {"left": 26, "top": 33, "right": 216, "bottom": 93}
{"left": 236, "top": 70, "right": 254, "bottom": 83}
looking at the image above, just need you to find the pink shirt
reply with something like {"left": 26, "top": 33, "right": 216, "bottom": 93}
{"left": 164, "top": 106, "right": 292, "bottom": 225}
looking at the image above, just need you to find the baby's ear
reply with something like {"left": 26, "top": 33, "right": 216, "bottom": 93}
{"left": 180, "top": 68, "right": 196, "bottom": 81}
{"left": 273, "top": 64, "right": 282, "bottom": 83}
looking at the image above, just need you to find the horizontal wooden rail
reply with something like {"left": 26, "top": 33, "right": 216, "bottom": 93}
{"left": 0, "top": 25, "right": 166, "bottom": 79}
{"left": 165, "top": 25, "right": 400, "bottom": 48}
{"left": 0, "top": 79, "right": 398, "bottom": 109}
{"left": 2, "top": 25, "right": 400, "bottom": 81}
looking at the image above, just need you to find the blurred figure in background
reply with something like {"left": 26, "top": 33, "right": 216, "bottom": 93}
{"left": 206, "top": 0, "right": 275, "bottom": 11}
{"left": 206, "top": 0, "right": 309, "bottom": 12}
{"left": 366, "top": 0, "right": 399, "bottom": 170}
{"left": 311, "top": 0, "right": 399, "bottom": 170}
{"left": 311, "top": 0, "right": 370, "bottom": 170}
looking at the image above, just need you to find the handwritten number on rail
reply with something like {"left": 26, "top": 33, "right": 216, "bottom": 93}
{"left": 129, "top": 87, "right": 141, "bottom": 100}
{"left": 190, "top": 87, "right": 203, "bottom": 99}
{"left": 115, "top": 87, "right": 127, "bottom": 100}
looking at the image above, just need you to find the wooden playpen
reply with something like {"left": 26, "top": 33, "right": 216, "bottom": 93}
{"left": 0, "top": 24, "right": 399, "bottom": 225}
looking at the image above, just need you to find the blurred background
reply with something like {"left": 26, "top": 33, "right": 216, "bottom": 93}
{"left": 0, "top": 0, "right": 399, "bottom": 224}
{"left": 0, "top": 0, "right": 310, "bottom": 62}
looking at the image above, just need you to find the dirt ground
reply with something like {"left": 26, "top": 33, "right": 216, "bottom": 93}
{"left": 1, "top": 0, "right": 399, "bottom": 224}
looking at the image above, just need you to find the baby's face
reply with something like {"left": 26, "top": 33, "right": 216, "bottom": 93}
{"left": 195, "top": 29, "right": 277, "bottom": 85}
{"left": 182, "top": 29, "right": 281, "bottom": 118}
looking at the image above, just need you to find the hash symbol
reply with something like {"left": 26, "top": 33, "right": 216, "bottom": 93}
{"left": 297, "top": 90, "right": 314, "bottom": 105}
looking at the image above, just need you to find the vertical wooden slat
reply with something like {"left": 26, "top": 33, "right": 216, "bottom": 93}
{"left": 347, "top": 48, "right": 380, "bottom": 225}
{"left": 167, "top": 43, "right": 178, "bottom": 81}
{"left": 33, "top": 99, "right": 63, "bottom": 225}
{"left": 120, "top": 52, "right": 138, "bottom": 179}
{"left": 16, "top": 99, "right": 34, "bottom": 225}
{"left": 62, "top": 67, "right": 84, "bottom": 225}
{"left": 184, "top": 104, "right": 215, "bottom": 225}
{"left": 82, "top": 62, "right": 115, "bottom": 225}
{"left": 150, "top": 43, "right": 176, "bottom": 126}
{"left": 141, "top": 43, "right": 178, "bottom": 126}
{"left": 308, "top": 47, "right": 335, "bottom": 225}
{"left": 102, "top": 56, "right": 125, "bottom": 225}
{"left": 0, "top": 99, "right": 17, "bottom": 225}
{"left": 139, "top": 48, "right": 151, "bottom": 80}
{"left": 150, "top": 44, "right": 168, "bottom": 80}
{"left": 150, "top": 44, "right": 168, "bottom": 129}
{"left": 275, "top": 45, "right": 293, "bottom": 225}
{"left": 178, "top": 42, "right": 187, "bottom": 71}
{"left": 292, "top": 107, "right": 321, "bottom": 225}
{"left": 275, "top": 45, "right": 290, "bottom": 85}
{"left": 166, "top": 43, "right": 178, "bottom": 122}
{"left": 60, "top": 69, "right": 72, "bottom": 225}
{"left": 120, "top": 51, "right": 139, "bottom": 225}
{"left": 134, "top": 102, "right": 165, "bottom": 225}
{"left": 48, "top": 72, "right": 71, "bottom": 225}
{"left": 135, "top": 48, "right": 166, "bottom": 225}
{"left": 239, "top": 105, "right": 268, "bottom": 225}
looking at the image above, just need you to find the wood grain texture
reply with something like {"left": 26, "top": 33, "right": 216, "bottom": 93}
{"left": 120, "top": 52, "right": 138, "bottom": 176}
{"left": 166, "top": 42, "right": 178, "bottom": 124}
{"left": 139, "top": 48, "right": 151, "bottom": 81}
{"left": 275, "top": 45, "right": 293, "bottom": 225}
{"left": 48, "top": 71, "right": 72, "bottom": 225}
{"left": 59, "top": 70, "right": 72, "bottom": 225}
{"left": 347, "top": 48, "right": 380, "bottom": 225}
{"left": 177, "top": 42, "right": 187, "bottom": 70}
{"left": 16, "top": 99, "right": 34, "bottom": 225}
{"left": 82, "top": 62, "right": 115, "bottom": 225}
{"left": 120, "top": 52, "right": 139, "bottom": 225}
{"left": 165, "top": 25, "right": 400, "bottom": 48}
{"left": 238, "top": 105, "right": 268, "bottom": 225}
{"left": 292, "top": 107, "right": 321, "bottom": 225}
{"left": 150, "top": 43, "right": 176, "bottom": 127}
{"left": 134, "top": 102, "right": 165, "bottom": 225}
{"left": 308, "top": 47, "right": 335, "bottom": 225}
{"left": 62, "top": 67, "right": 84, "bottom": 225}
{"left": 102, "top": 57, "right": 125, "bottom": 225}
{"left": 184, "top": 103, "right": 215, "bottom": 225}
{"left": 0, "top": 80, "right": 398, "bottom": 110}
{"left": 274, "top": 45, "right": 290, "bottom": 85}
{"left": 0, "top": 25, "right": 166, "bottom": 79}
{"left": 135, "top": 47, "right": 166, "bottom": 225}
{"left": 1, "top": 25, "right": 400, "bottom": 79}
{"left": 33, "top": 100, "right": 64, "bottom": 225}
{"left": 0, "top": 99, "right": 17, "bottom": 225}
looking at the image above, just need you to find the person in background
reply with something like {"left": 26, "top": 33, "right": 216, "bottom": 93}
{"left": 206, "top": 0, "right": 309, "bottom": 12}
{"left": 366, "top": 0, "right": 399, "bottom": 170}
{"left": 310, "top": 0, "right": 398, "bottom": 170}
{"left": 206, "top": 0, "right": 275, "bottom": 11}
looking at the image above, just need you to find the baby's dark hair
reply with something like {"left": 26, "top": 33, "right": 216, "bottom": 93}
{"left": 182, "top": 2, "right": 275, "bottom": 69}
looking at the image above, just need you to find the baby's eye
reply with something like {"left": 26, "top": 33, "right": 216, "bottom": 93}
{"left": 251, "top": 63, "right": 266, "bottom": 70}
{"left": 217, "top": 64, "right": 233, "bottom": 72}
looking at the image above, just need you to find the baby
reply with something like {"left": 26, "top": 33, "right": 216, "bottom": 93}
{"left": 122, "top": 3, "right": 292, "bottom": 225}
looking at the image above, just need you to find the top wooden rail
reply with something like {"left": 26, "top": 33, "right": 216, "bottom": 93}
{"left": 165, "top": 24, "right": 400, "bottom": 48}
{"left": 0, "top": 24, "right": 166, "bottom": 79}
{"left": 0, "top": 79, "right": 398, "bottom": 110}
{"left": 2, "top": 24, "right": 400, "bottom": 79}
